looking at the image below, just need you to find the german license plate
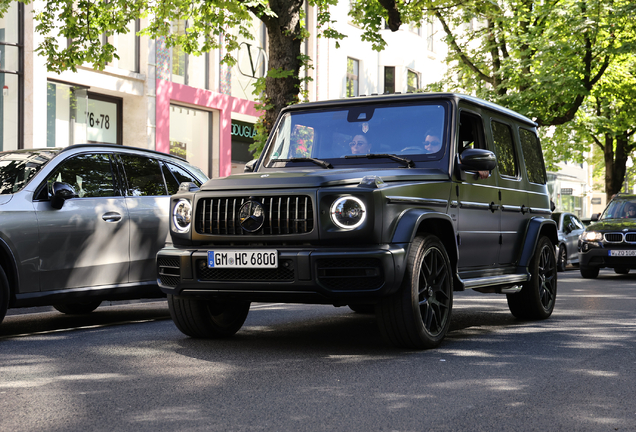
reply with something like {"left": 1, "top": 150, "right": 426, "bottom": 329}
{"left": 608, "top": 250, "right": 636, "bottom": 257}
{"left": 208, "top": 250, "right": 278, "bottom": 268}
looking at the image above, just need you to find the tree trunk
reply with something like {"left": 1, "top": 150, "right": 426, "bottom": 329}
{"left": 604, "top": 132, "right": 629, "bottom": 202}
{"left": 261, "top": 0, "right": 304, "bottom": 136}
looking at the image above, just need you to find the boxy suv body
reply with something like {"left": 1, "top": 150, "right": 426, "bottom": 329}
{"left": 157, "top": 93, "right": 558, "bottom": 349}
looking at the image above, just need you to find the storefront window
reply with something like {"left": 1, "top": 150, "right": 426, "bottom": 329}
{"left": 0, "top": 2, "right": 20, "bottom": 151}
{"left": 169, "top": 105, "right": 211, "bottom": 176}
{"left": 46, "top": 82, "right": 88, "bottom": 147}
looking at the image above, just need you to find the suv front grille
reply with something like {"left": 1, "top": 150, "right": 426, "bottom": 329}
{"left": 604, "top": 233, "right": 624, "bottom": 243}
{"left": 195, "top": 196, "right": 314, "bottom": 235}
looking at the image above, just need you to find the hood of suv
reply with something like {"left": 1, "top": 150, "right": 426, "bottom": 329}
{"left": 201, "top": 168, "right": 449, "bottom": 191}
{"left": 586, "top": 219, "right": 636, "bottom": 232}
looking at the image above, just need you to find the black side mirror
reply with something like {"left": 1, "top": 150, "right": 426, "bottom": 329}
{"left": 459, "top": 148, "right": 497, "bottom": 172}
{"left": 591, "top": 213, "right": 600, "bottom": 221}
{"left": 244, "top": 159, "right": 258, "bottom": 173}
{"left": 50, "top": 182, "right": 77, "bottom": 209}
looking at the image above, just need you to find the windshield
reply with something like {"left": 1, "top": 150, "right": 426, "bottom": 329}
{"left": 0, "top": 150, "right": 59, "bottom": 195}
{"left": 600, "top": 199, "right": 636, "bottom": 220}
{"left": 263, "top": 102, "right": 448, "bottom": 168}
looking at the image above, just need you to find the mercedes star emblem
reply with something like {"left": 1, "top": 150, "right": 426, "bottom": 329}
{"left": 239, "top": 200, "right": 265, "bottom": 232}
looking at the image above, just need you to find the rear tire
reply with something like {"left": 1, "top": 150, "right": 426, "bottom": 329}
{"left": 53, "top": 300, "right": 102, "bottom": 315}
{"left": 0, "top": 266, "right": 9, "bottom": 325}
{"left": 614, "top": 268, "right": 630, "bottom": 275}
{"left": 580, "top": 266, "right": 599, "bottom": 279}
{"left": 377, "top": 234, "right": 453, "bottom": 349}
{"left": 507, "top": 236, "right": 557, "bottom": 320}
{"left": 557, "top": 245, "right": 567, "bottom": 272}
{"left": 168, "top": 295, "right": 250, "bottom": 338}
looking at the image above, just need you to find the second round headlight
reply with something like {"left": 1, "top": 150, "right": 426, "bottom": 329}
{"left": 173, "top": 199, "right": 192, "bottom": 233}
{"left": 330, "top": 196, "right": 366, "bottom": 229}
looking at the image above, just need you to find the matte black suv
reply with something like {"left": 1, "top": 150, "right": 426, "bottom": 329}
{"left": 157, "top": 93, "right": 558, "bottom": 349}
{"left": 579, "top": 193, "right": 636, "bottom": 278}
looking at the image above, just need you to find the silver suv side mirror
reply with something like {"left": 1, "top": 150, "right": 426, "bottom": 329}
{"left": 50, "top": 182, "right": 77, "bottom": 210}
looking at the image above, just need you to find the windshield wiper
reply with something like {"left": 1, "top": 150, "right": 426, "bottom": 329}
{"left": 270, "top": 158, "right": 333, "bottom": 169}
{"left": 344, "top": 153, "right": 415, "bottom": 168}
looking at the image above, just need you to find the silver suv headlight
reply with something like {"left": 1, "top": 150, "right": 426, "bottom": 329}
{"left": 581, "top": 231, "right": 602, "bottom": 242}
{"left": 173, "top": 199, "right": 192, "bottom": 233}
{"left": 330, "top": 196, "right": 366, "bottom": 229}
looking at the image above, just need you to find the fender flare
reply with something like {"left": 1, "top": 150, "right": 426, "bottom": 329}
{"left": 0, "top": 236, "right": 19, "bottom": 304}
{"left": 391, "top": 208, "right": 459, "bottom": 270}
{"left": 518, "top": 217, "right": 558, "bottom": 269}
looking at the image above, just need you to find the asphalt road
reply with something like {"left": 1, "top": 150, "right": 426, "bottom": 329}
{"left": 1, "top": 269, "right": 635, "bottom": 431}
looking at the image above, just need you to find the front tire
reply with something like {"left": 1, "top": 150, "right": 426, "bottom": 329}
{"left": 557, "top": 245, "right": 567, "bottom": 272}
{"left": 507, "top": 236, "right": 557, "bottom": 320}
{"left": 377, "top": 234, "right": 453, "bottom": 349}
{"left": 0, "top": 266, "right": 9, "bottom": 325}
{"left": 580, "top": 266, "right": 599, "bottom": 279}
{"left": 53, "top": 300, "right": 102, "bottom": 315}
{"left": 168, "top": 295, "right": 250, "bottom": 338}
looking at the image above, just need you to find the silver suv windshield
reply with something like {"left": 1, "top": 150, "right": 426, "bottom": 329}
{"left": 0, "top": 150, "right": 59, "bottom": 195}
{"left": 263, "top": 102, "right": 448, "bottom": 168}
{"left": 600, "top": 198, "right": 636, "bottom": 220}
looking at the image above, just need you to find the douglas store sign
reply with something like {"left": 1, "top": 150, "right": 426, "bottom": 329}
{"left": 231, "top": 121, "right": 257, "bottom": 142}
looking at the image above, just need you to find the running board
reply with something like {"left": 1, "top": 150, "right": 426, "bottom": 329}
{"left": 459, "top": 274, "right": 529, "bottom": 291}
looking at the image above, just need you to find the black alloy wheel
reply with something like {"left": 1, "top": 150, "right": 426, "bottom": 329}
{"left": 507, "top": 236, "right": 557, "bottom": 320}
{"left": 557, "top": 245, "right": 567, "bottom": 272}
{"left": 377, "top": 234, "right": 453, "bottom": 349}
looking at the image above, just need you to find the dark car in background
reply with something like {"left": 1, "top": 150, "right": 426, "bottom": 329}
{"left": 551, "top": 212, "right": 585, "bottom": 271}
{"left": 0, "top": 144, "right": 207, "bottom": 325}
{"left": 578, "top": 193, "right": 636, "bottom": 278}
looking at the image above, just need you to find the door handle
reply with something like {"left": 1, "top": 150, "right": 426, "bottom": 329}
{"left": 102, "top": 212, "right": 122, "bottom": 222}
{"left": 489, "top": 202, "right": 500, "bottom": 212}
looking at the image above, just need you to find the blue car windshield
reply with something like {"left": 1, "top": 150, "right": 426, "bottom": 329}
{"left": 262, "top": 102, "right": 448, "bottom": 168}
{"left": 0, "top": 150, "right": 59, "bottom": 194}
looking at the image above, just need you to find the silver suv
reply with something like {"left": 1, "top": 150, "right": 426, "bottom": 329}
{"left": 0, "top": 144, "right": 207, "bottom": 325}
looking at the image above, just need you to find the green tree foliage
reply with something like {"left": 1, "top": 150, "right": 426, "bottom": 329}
{"left": 350, "top": 0, "right": 636, "bottom": 198}
{"left": 7, "top": 0, "right": 343, "bottom": 155}
{"left": 544, "top": 57, "right": 636, "bottom": 201}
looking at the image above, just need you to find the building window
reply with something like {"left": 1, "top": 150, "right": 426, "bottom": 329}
{"left": 171, "top": 20, "right": 208, "bottom": 89}
{"left": 408, "top": 22, "right": 422, "bottom": 36}
{"left": 0, "top": 2, "right": 21, "bottom": 151}
{"left": 105, "top": 19, "right": 139, "bottom": 72}
{"left": 426, "top": 21, "right": 435, "bottom": 52}
{"left": 86, "top": 93, "right": 123, "bottom": 145}
{"left": 407, "top": 70, "right": 419, "bottom": 92}
{"left": 169, "top": 105, "right": 211, "bottom": 176}
{"left": 346, "top": 57, "right": 359, "bottom": 97}
{"left": 46, "top": 81, "right": 88, "bottom": 147}
{"left": 384, "top": 66, "right": 395, "bottom": 94}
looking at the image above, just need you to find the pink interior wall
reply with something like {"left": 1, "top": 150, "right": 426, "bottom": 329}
{"left": 156, "top": 80, "right": 260, "bottom": 178}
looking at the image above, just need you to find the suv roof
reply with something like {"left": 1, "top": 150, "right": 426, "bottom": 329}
{"left": 282, "top": 93, "right": 537, "bottom": 127}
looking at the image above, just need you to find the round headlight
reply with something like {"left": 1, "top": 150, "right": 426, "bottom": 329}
{"left": 330, "top": 196, "right": 366, "bottom": 229}
{"left": 173, "top": 199, "right": 192, "bottom": 233}
{"left": 581, "top": 231, "right": 602, "bottom": 242}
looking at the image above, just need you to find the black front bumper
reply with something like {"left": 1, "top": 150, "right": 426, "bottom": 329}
{"left": 579, "top": 243, "right": 636, "bottom": 269}
{"left": 157, "top": 245, "right": 407, "bottom": 305}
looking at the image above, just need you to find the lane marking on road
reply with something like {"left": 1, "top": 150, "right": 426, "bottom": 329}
{"left": 0, "top": 318, "right": 164, "bottom": 341}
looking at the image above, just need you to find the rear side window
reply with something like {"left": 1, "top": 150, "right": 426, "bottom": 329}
{"left": 491, "top": 120, "right": 518, "bottom": 178}
{"left": 162, "top": 162, "right": 203, "bottom": 195}
{"left": 48, "top": 153, "right": 117, "bottom": 198}
{"left": 120, "top": 154, "right": 167, "bottom": 196}
{"left": 519, "top": 128, "right": 547, "bottom": 184}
